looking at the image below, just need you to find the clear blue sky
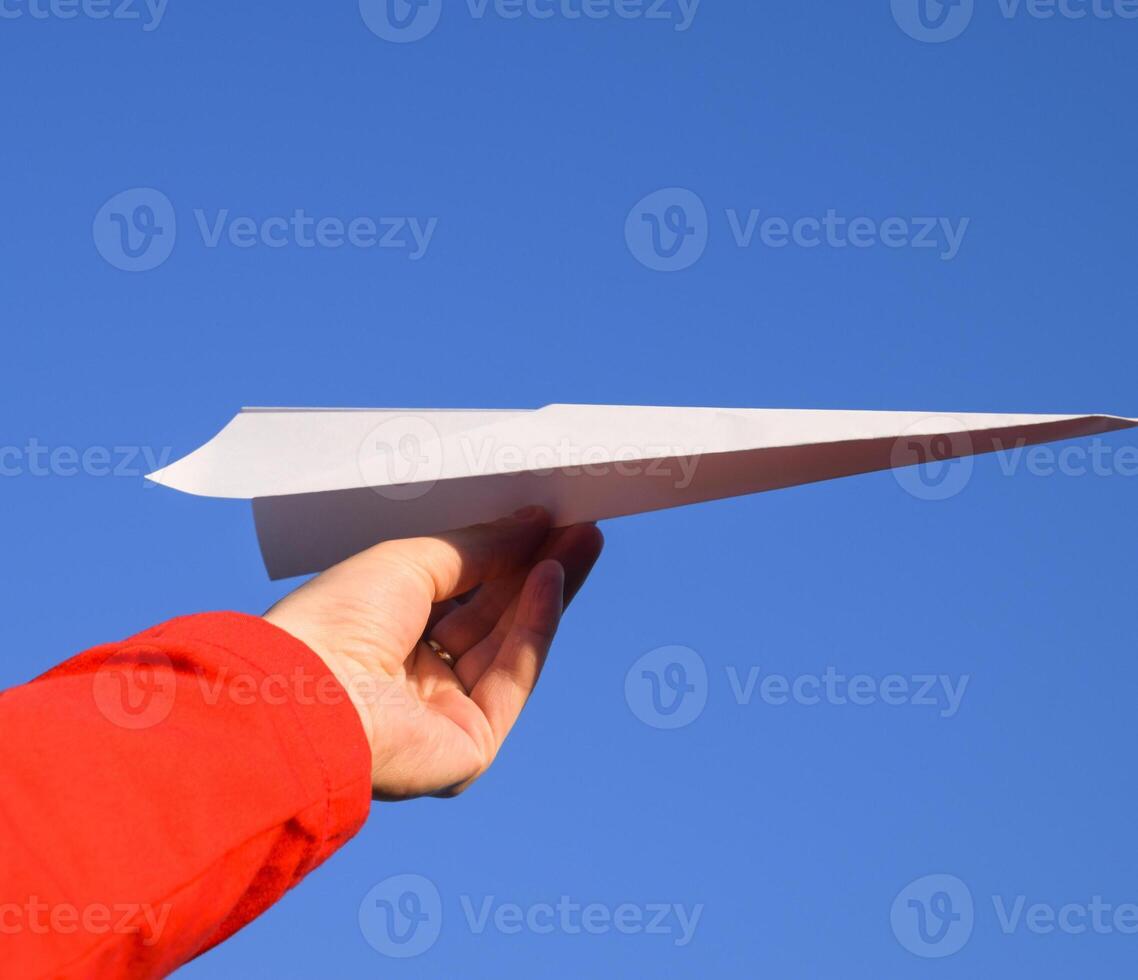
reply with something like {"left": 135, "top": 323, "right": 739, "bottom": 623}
{"left": 3, "top": 1, "right": 1138, "bottom": 975}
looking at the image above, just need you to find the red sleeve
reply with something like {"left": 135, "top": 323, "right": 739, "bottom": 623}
{"left": 0, "top": 612, "right": 373, "bottom": 978}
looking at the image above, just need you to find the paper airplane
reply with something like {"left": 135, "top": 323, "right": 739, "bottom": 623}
{"left": 148, "top": 405, "right": 1136, "bottom": 579}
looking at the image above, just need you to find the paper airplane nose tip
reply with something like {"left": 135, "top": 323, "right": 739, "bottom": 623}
{"left": 145, "top": 466, "right": 173, "bottom": 488}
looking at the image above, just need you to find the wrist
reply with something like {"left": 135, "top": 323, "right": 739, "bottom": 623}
{"left": 261, "top": 613, "right": 378, "bottom": 761}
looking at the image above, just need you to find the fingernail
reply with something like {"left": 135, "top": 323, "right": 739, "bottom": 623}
{"left": 512, "top": 505, "right": 543, "bottom": 521}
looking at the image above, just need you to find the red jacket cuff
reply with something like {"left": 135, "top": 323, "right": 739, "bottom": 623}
{"left": 127, "top": 611, "right": 373, "bottom": 868}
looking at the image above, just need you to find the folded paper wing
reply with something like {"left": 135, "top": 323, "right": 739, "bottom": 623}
{"left": 147, "top": 405, "right": 1137, "bottom": 580}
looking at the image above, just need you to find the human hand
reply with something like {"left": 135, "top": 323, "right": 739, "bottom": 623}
{"left": 264, "top": 508, "right": 603, "bottom": 800}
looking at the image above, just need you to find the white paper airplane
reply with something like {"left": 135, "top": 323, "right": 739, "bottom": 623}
{"left": 148, "top": 405, "right": 1137, "bottom": 579}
